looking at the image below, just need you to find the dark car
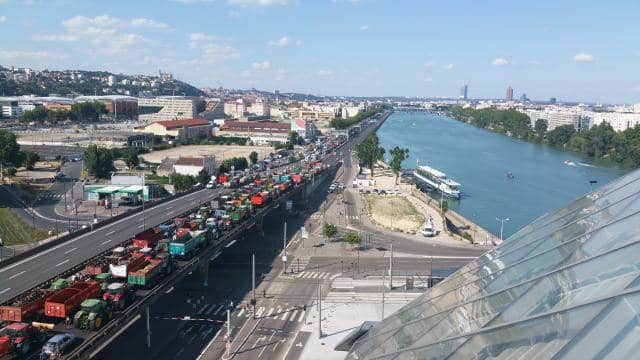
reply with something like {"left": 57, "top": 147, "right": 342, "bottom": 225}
{"left": 41, "top": 333, "right": 77, "bottom": 356}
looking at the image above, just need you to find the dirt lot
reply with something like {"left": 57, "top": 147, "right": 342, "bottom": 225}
{"left": 140, "top": 145, "right": 274, "bottom": 164}
{"left": 363, "top": 194, "right": 425, "bottom": 234}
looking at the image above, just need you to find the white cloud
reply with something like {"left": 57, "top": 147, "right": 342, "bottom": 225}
{"left": 317, "top": 69, "right": 333, "bottom": 77}
{"left": 574, "top": 52, "right": 594, "bottom": 63}
{"left": 269, "top": 36, "right": 290, "bottom": 47}
{"left": 275, "top": 68, "right": 287, "bottom": 80}
{"left": 251, "top": 61, "right": 271, "bottom": 70}
{"left": 0, "top": 50, "right": 60, "bottom": 59}
{"left": 190, "top": 33, "right": 217, "bottom": 41}
{"left": 424, "top": 77, "right": 433, "bottom": 82}
{"left": 444, "top": 63, "right": 454, "bottom": 70}
{"left": 199, "top": 43, "right": 240, "bottom": 63}
{"left": 360, "top": 25, "right": 369, "bottom": 31}
{"left": 130, "top": 18, "right": 170, "bottom": 29}
{"left": 424, "top": 60, "right": 435, "bottom": 68}
{"left": 492, "top": 57, "right": 509, "bottom": 66}
{"left": 0, "top": 16, "right": 6, "bottom": 23}
{"left": 171, "top": 0, "right": 214, "bottom": 3}
{"left": 528, "top": 60, "right": 541, "bottom": 65}
{"left": 63, "top": 15, "right": 123, "bottom": 29}
{"left": 227, "top": 0, "right": 288, "bottom": 6}
{"left": 32, "top": 34, "right": 79, "bottom": 42}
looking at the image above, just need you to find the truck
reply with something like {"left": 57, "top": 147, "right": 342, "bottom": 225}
{"left": 132, "top": 229, "right": 162, "bottom": 249}
{"left": 251, "top": 192, "right": 270, "bottom": 207}
{"left": 168, "top": 230, "right": 206, "bottom": 258}
{"left": 44, "top": 281, "right": 101, "bottom": 319}
{"left": 0, "top": 323, "right": 46, "bottom": 357}
{"left": 127, "top": 254, "right": 173, "bottom": 288}
{"left": 73, "top": 299, "right": 112, "bottom": 331}
{"left": 108, "top": 253, "right": 148, "bottom": 279}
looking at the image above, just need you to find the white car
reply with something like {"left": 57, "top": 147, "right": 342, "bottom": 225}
{"left": 206, "top": 182, "right": 215, "bottom": 189}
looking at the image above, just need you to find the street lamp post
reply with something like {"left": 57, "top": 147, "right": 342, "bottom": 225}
{"left": 496, "top": 217, "right": 510, "bottom": 242}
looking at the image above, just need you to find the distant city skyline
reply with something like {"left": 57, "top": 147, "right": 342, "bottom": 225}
{"left": 0, "top": 0, "right": 639, "bottom": 103}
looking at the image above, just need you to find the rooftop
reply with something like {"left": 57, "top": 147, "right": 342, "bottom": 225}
{"left": 153, "top": 118, "right": 210, "bottom": 130}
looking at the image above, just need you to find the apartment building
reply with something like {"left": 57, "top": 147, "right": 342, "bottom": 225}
{"left": 138, "top": 96, "right": 201, "bottom": 123}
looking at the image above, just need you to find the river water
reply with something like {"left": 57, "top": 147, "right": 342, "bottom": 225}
{"left": 377, "top": 111, "right": 628, "bottom": 238}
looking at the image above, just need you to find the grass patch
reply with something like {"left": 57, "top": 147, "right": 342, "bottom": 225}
{"left": 364, "top": 195, "right": 425, "bottom": 233}
{"left": 0, "top": 201, "right": 50, "bottom": 246}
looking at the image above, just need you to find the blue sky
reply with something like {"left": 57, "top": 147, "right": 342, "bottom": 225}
{"left": 0, "top": 0, "right": 638, "bottom": 103}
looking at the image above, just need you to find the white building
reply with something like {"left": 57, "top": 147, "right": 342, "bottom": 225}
{"left": 582, "top": 111, "right": 640, "bottom": 132}
{"left": 247, "top": 98, "right": 269, "bottom": 117}
{"left": 525, "top": 108, "right": 584, "bottom": 131}
{"left": 138, "top": 97, "right": 199, "bottom": 123}
{"left": 223, "top": 99, "right": 245, "bottom": 119}
{"left": 173, "top": 156, "right": 216, "bottom": 177}
{"left": 107, "top": 75, "right": 116, "bottom": 86}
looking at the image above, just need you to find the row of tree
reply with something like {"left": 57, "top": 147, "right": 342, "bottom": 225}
{"left": 450, "top": 106, "right": 640, "bottom": 168}
{"left": 218, "top": 156, "right": 249, "bottom": 174}
{"left": 329, "top": 106, "right": 386, "bottom": 130}
{"left": 170, "top": 169, "right": 210, "bottom": 192}
{"left": 21, "top": 102, "right": 108, "bottom": 124}
{"left": 355, "top": 133, "right": 410, "bottom": 183}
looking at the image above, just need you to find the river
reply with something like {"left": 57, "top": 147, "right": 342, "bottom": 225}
{"left": 377, "top": 111, "right": 629, "bottom": 238}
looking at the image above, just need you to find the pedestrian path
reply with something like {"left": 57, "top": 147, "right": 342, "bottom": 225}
{"left": 286, "top": 256, "right": 311, "bottom": 273}
{"left": 324, "top": 291, "right": 421, "bottom": 304}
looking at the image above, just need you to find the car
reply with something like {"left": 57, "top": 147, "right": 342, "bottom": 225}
{"left": 41, "top": 333, "right": 77, "bottom": 356}
{"left": 206, "top": 182, "right": 215, "bottom": 189}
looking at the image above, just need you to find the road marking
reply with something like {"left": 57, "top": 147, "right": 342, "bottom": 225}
{"left": 196, "top": 328, "right": 223, "bottom": 360}
{"left": 166, "top": 286, "right": 174, "bottom": 294}
{"left": 256, "top": 306, "right": 265, "bottom": 317}
{"left": 225, "top": 239, "right": 237, "bottom": 248}
{"left": 64, "top": 247, "right": 77, "bottom": 254}
{"left": 266, "top": 308, "right": 274, "bottom": 317}
{"left": 9, "top": 271, "right": 25, "bottom": 279}
{"left": 105, "top": 230, "right": 115, "bottom": 236}
{"left": 281, "top": 309, "right": 291, "bottom": 321}
{"left": 237, "top": 308, "right": 245, "bottom": 317}
{"left": 298, "top": 310, "right": 305, "bottom": 322}
{"left": 101, "top": 239, "right": 112, "bottom": 245}
{"left": 198, "top": 304, "right": 211, "bottom": 315}
{"left": 55, "top": 259, "right": 69, "bottom": 267}
{"left": 273, "top": 307, "right": 281, "bottom": 317}
{"left": 290, "top": 309, "right": 299, "bottom": 322}
{"left": 330, "top": 273, "right": 342, "bottom": 280}
{"left": 0, "top": 288, "right": 11, "bottom": 295}
{"left": 205, "top": 304, "right": 218, "bottom": 315}
{"left": 165, "top": 206, "right": 174, "bottom": 210}
{"left": 213, "top": 304, "right": 224, "bottom": 315}
{"left": 138, "top": 223, "right": 145, "bottom": 228}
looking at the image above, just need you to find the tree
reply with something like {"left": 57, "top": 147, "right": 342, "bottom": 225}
{"left": 322, "top": 223, "right": 337, "bottom": 239}
{"left": 546, "top": 125, "right": 576, "bottom": 147}
{"left": 344, "top": 232, "right": 361, "bottom": 248}
{"left": 171, "top": 173, "right": 197, "bottom": 192}
{"left": 72, "top": 101, "right": 107, "bottom": 122}
{"left": 84, "top": 144, "right": 115, "bottom": 179}
{"left": 123, "top": 149, "right": 140, "bottom": 169}
{"left": 249, "top": 151, "right": 259, "bottom": 165}
{"left": 441, "top": 200, "right": 449, "bottom": 213}
{"left": 218, "top": 157, "right": 248, "bottom": 173}
{"left": 356, "top": 133, "right": 385, "bottom": 177}
{"left": 389, "top": 146, "right": 409, "bottom": 185}
{"left": 288, "top": 131, "right": 303, "bottom": 146}
{"left": 0, "top": 130, "right": 20, "bottom": 176}
{"left": 197, "top": 168, "right": 210, "bottom": 185}
{"left": 21, "top": 150, "right": 39, "bottom": 170}
{"left": 534, "top": 119, "right": 548, "bottom": 142}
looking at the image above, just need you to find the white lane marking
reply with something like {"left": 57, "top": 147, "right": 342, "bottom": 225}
{"left": 225, "top": 239, "right": 236, "bottom": 248}
{"left": 296, "top": 272, "right": 304, "bottom": 278}
{"left": 289, "top": 309, "right": 298, "bottom": 322}
{"left": 330, "top": 273, "right": 342, "bottom": 280}
{"left": 213, "top": 304, "right": 224, "bottom": 315}
{"left": 0, "top": 288, "right": 11, "bottom": 295}
{"left": 196, "top": 328, "right": 223, "bottom": 360}
{"left": 256, "top": 306, "right": 265, "bottom": 317}
{"left": 105, "top": 230, "right": 115, "bottom": 236}
{"left": 165, "top": 206, "right": 174, "bottom": 210}
{"left": 205, "top": 304, "right": 218, "bottom": 316}
{"left": 138, "top": 224, "right": 145, "bottom": 228}
{"left": 166, "top": 286, "right": 174, "bottom": 294}
{"left": 281, "top": 309, "right": 291, "bottom": 321}
{"left": 197, "top": 304, "right": 211, "bottom": 315}
{"left": 55, "top": 259, "right": 69, "bottom": 267}
{"left": 297, "top": 310, "right": 305, "bottom": 322}
{"left": 237, "top": 308, "right": 245, "bottom": 317}
{"left": 9, "top": 271, "right": 26, "bottom": 279}
{"left": 273, "top": 307, "right": 281, "bottom": 317}
{"left": 64, "top": 247, "right": 77, "bottom": 254}
{"left": 101, "top": 239, "right": 112, "bottom": 245}
{"left": 266, "top": 308, "right": 274, "bottom": 317}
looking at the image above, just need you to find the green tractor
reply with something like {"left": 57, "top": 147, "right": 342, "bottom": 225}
{"left": 73, "top": 299, "right": 113, "bottom": 331}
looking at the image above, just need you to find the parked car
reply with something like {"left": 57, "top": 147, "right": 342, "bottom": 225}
{"left": 206, "top": 182, "right": 215, "bottom": 189}
{"left": 41, "top": 333, "right": 78, "bottom": 356}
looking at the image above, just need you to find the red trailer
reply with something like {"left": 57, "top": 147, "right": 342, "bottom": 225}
{"left": 44, "top": 281, "right": 100, "bottom": 318}
{"left": 292, "top": 174, "right": 302, "bottom": 185}
{"left": 0, "top": 289, "right": 46, "bottom": 323}
{"left": 133, "top": 228, "right": 162, "bottom": 249}
{"left": 251, "top": 192, "right": 270, "bottom": 207}
{"left": 217, "top": 174, "right": 229, "bottom": 184}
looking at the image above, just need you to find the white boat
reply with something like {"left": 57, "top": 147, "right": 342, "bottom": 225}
{"left": 413, "top": 165, "right": 461, "bottom": 199}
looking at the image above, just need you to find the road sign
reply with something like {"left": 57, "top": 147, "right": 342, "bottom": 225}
{"left": 282, "top": 255, "right": 288, "bottom": 263}
{"left": 286, "top": 200, "right": 293, "bottom": 211}
{"left": 301, "top": 226, "right": 309, "bottom": 239}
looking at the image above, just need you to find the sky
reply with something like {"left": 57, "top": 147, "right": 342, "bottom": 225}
{"left": 0, "top": 0, "right": 639, "bottom": 103}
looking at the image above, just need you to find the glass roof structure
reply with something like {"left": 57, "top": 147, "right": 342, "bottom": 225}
{"left": 347, "top": 169, "right": 640, "bottom": 360}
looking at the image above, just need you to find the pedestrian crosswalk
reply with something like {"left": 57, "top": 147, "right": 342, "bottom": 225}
{"left": 286, "top": 256, "right": 311, "bottom": 273}
{"left": 36, "top": 192, "right": 65, "bottom": 201}
{"left": 186, "top": 302, "right": 307, "bottom": 324}
{"left": 310, "top": 213, "right": 360, "bottom": 220}
{"left": 295, "top": 271, "right": 342, "bottom": 280}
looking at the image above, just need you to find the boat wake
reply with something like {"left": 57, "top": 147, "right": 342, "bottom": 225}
{"left": 577, "top": 162, "right": 595, "bottom": 167}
